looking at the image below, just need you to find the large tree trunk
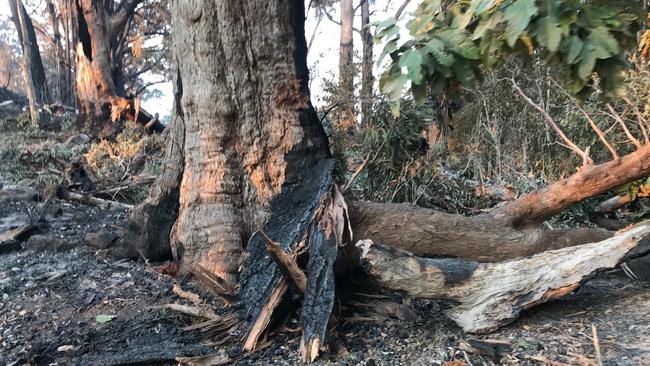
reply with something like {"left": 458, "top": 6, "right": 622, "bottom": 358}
{"left": 127, "top": 0, "right": 330, "bottom": 284}
{"left": 10, "top": 0, "right": 51, "bottom": 126}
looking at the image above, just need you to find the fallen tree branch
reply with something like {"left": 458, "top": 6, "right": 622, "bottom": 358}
{"left": 56, "top": 186, "right": 133, "bottom": 210}
{"left": 357, "top": 221, "right": 650, "bottom": 333}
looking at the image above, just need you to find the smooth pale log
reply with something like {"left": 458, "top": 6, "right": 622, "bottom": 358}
{"left": 357, "top": 222, "right": 650, "bottom": 333}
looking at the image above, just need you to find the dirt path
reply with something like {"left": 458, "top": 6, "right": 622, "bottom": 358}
{"left": 1, "top": 200, "right": 649, "bottom": 365}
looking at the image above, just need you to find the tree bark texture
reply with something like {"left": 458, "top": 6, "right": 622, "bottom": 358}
{"left": 129, "top": 0, "right": 330, "bottom": 284}
{"left": 46, "top": 0, "right": 69, "bottom": 104}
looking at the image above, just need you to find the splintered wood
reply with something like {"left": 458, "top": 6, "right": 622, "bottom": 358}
{"left": 238, "top": 159, "right": 353, "bottom": 362}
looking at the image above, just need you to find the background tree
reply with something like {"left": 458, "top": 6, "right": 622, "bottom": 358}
{"left": 360, "top": 0, "right": 373, "bottom": 128}
{"left": 9, "top": 0, "right": 51, "bottom": 125}
{"left": 0, "top": 16, "right": 24, "bottom": 93}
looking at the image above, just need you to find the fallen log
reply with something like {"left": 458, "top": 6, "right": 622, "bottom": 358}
{"left": 349, "top": 201, "right": 612, "bottom": 261}
{"left": 356, "top": 221, "right": 650, "bottom": 333}
{"left": 56, "top": 186, "right": 133, "bottom": 210}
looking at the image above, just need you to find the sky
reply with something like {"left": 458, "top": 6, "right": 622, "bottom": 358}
{"left": 0, "top": 0, "right": 416, "bottom": 118}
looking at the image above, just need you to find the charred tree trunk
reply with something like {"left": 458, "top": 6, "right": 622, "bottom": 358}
{"left": 74, "top": 0, "right": 142, "bottom": 136}
{"left": 126, "top": 0, "right": 330, "bottom": 283}
{"left": 360, "top": 0, "right": 373, "bottom": 129}
{"left": 338, "top": 0, "right": 355, "bottom": 130}
{"left": 10, "top": 0, "right": 51, "bottom": 126}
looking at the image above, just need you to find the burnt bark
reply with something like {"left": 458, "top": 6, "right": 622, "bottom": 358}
{"left": 46, "top": 0, "right": 68, "bottom": 104}
{"left": 74, "top": 0, "right": 143, "bottom": 135}
{"left": 129, "top": 0, "right": 329, "bottom": 284}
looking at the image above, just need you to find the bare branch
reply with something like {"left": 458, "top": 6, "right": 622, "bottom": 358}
{"left": 622, "top": 95, "right": 650, "bottom": 145}
{"left": 549, "top": 78, "right": 618, "bottom": 160}
{"left": 606, "top": 104, "right": 642, "bottom": 149}
{"left": 109, "top": 0, "right": 144, "bottom": 40}
{"left": 511, "top": 79, "right": 591, "bottom": 165}
{"left": 395, "top": 0, "right": 412, "bottom": 20}
{"left": 323, "top": 10, "right": 362, "bottom": 34}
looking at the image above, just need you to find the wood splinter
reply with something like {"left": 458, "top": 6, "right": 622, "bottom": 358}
{"left": 260, "top": 231, "right": 307, "bottom": 293}
{"left": 243, "top": 278, "right": 289, "bottom": 351}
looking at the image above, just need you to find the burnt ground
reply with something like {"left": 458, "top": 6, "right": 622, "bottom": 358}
{"left": 1, "top": 200, "right": 649, "bottom": 366}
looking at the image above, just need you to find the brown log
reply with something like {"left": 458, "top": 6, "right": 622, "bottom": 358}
{"left": 491, "top": 144, "right": 650, "bottom": 227}
{"left": 349, "top": 201, "right": 612, "bottom": 261}
{"left": 357, "top": 221, "right": 650, "bottom": 333}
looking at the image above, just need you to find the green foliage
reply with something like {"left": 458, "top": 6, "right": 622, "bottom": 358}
{"left": 373, "top": 0, "right": 643, "bottom": 114}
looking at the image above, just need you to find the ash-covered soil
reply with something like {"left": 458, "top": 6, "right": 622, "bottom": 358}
{"left": 1, "top": 200, "right": 649, "bottom": 366}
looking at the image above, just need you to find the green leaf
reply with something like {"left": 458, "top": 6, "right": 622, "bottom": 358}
{"left": 399, "top": 49, "right": 425, "bottom": 84}
{"left": 536, "top": 16, "right": 562, "bottom": 52}
{"left": 503, "top": 0, "right": 538, "bottom": 47}
{"left": 452, "top": 61, "right": 477, "bottom": 86}
{"left": 377, "top": 40, "right": 398, "bottom": 65}
{"left": 563, "top": 36, "right": 584, "bottom": 64}
{"left": 95, "top": 314, "right": 116, "bottom": 324}
{"left": 424, "top": 38, "right": 455, "bottom": 66}
{"left": 588, "top": 27, "right": 619, "bottom": 56}
{"left": 577, "top": 46, "right": 597, "bottom": 81}
{"left": 469, "top": 0, "right": 496, "bottom": 14}
{"left": 452, "top": 11, "right": 474, "bottom": 30}
{"left": 373, "top": 17, "right": 397, "bottom": 30}
{"left": 472, "top": 13, "right": 502, "bottom": 40}
{"left": 380, "top": 67, "right": 408, "bottom": 101}
{"left": 377, "top": 25, "right": 400, "bottom": 40}
{"left": 436, "top": 29, "right": 480, "bottom": 60}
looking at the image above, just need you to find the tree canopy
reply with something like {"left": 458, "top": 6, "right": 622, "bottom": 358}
{"left": 374, "top": 0, "right": 644, "bottom": 114}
